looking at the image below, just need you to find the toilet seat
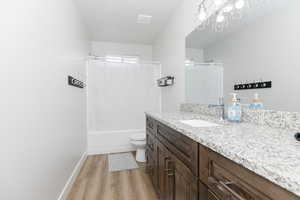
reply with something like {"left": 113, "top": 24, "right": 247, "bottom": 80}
{"left": 130, "top": 134, "right": 146, "bottom": 141}
{"left": 130, "top": 133, "right": 146, "bottom": 163}
{"left": 131, "top": 140, "right": 146, "bottom": 146}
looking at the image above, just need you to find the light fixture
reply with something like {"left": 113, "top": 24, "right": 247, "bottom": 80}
{"left": 215, "top": 0, "right": 226, "bottom": 7}
{"left": 137, "top": 14, "right": 152, "bottom": 24}
{"left": 223, "top": 4, "right": 234, "bottom": 13}
{"left": 197, "top": 3, "right": 207, "bottom": 22}
{"left": 235, "top": 0, "right": 245, "bottom": 9}
{"left": 196, "top": 0, "right": 257, "bottom": 32}
{"left": 198, "top": 9, "right": 207, "bottom": 21}
{"left": 216, "top": 14, "right": 225, "bottom": 23}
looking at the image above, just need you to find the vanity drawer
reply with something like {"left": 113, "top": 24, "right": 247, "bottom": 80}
{"left": 205, "top": 149, "right": 299, "bottom": 200}
{"left": 208, "top": 153, "right": 270, "bottom": 200}
{"left": 156, "top": 121, "right": 198, "bottom": 176}
{"left": 146, "top": 116, "right": 156, "bottom": 135}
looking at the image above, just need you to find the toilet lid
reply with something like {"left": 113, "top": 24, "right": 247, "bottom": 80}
{"left": 130, "top": 134, "right": 146, "bottom": 141}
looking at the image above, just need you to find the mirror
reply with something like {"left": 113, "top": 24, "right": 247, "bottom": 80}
{"left": 185, "top": 0, "right": 299, "bottom": 112}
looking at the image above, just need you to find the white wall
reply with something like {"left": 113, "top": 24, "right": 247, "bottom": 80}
{"left": 204, "top": 1, "right": 300, "bottom": 112}
{"left": 186, "top": 48, "right": 204, "bottom": 63}
{"left": 153, "top": 0, "right": 199, "bottom": 112}
{"left": 0, "top": 1, "right": 90, "bottom": 200}
{"left": 92, "top": 41, "right": 153, "bottom": 61}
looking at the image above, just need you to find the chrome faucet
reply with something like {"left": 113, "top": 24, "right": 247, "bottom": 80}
{"left": 208, "top": 97, "right": 225, "bottom": 121}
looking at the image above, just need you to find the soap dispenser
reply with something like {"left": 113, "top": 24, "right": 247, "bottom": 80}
{"left": 228, "top": 93, "right": 242, "bottom": 123}
{"left": 249, "top": 93, "right": 264, "bottom": 110}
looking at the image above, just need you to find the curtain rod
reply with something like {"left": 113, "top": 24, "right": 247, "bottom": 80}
{"left": 87, "top": 56, "right": 161, "bottom": 65}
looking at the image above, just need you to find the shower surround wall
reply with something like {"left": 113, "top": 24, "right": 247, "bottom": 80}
{"left": 87, "top": 60, "right": 161, "bottom": 154}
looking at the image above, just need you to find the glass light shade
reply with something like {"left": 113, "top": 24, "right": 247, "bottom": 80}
{"left": 215, "top": 0, "right": 224, "bottom": 6}
{"left": 223, "top": 4, "right": 234, "bottom": 12}
{"left": 216, "top": 14, "right": 225, "bottom": 23}
{"left": 198, "top": 9, "right": 207, "bottom": 21}
{"left": 235, "top": 0, "right": 245, "bottom": 9}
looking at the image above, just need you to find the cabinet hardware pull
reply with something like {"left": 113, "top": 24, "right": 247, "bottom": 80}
{"left": 219, "top": 180, "right": 248, "bottom": 200}
{"left": 208, "top": 177, "right": 231, "bottom": 199}
{"left": 167, "top": 173, "right": 174, "bottom": 177}
{"left": 165, "top": 158, "right": 174, "bottom": 177}
{"left": 165, "top": 157, "right": 172, "bottom": 166}
{"left": 165, "top": 158, "right": 172, "bottom": 166}
{"left": 209, "top": 177, "right": 249, "bottom": 200}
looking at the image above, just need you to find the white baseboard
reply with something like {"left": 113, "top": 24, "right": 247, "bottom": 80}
{"left": 87, "top": 129, "right": 144, "bottom": 155}
{"left": 57, "top": 152, "right": 87, "bottom": 200}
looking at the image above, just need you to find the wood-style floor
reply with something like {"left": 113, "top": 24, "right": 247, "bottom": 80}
{"left": 67, "top": 153, "right": 158, "bottom": 200}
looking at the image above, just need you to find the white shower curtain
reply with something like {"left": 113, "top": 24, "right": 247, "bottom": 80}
{"left": 186, "top": 63, "right": 223, "bottom": 104}
{"left": 87, "top": 60, "right": 161, "bottom": 132}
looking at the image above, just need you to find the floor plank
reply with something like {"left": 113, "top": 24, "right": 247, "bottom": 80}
{"left": 67, "top": 153, "right": 158, "bottom": 200}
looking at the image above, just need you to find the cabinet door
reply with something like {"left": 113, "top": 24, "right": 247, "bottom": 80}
{"left": 199, "top": 181, "right": 208, "bottom": 200}
{"left": 157, "top": 141, "right": 174, "bottom": 200}
{"left": 147, "top": 133, "right": 158, "bottom": 188}
{"left": 145, "top": 148, "right": 153, "bottom": 176}
{"left": 146, "top": 146, "right": 158, "bottom": 190}
{"left": 157, "top": 141, "right": 198, "bottom": 200}
{"left": 165, "top": 156, "right": 175, "bottom": 200}
{"left": 173, "top": 156, "right": 198, "bottom": 200}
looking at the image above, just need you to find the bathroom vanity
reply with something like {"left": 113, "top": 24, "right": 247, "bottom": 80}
{"left": 145, "top": 112, "right": 300, "bottom": 200}
{"left": 149, "top": 1, "right": 300, "bottom": 199}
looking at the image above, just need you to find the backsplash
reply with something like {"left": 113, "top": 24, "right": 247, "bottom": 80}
{"left": 180, "top": 103, "right": 220, "bottom": 117}
{"left": 180, "top": 103, "right": 300, "bottom": 131}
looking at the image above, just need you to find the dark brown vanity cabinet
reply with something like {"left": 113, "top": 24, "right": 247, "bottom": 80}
{"left": 146, "top": 116, "right": 198, "bottom": 200}
{"left": 146, "top": 115, "right": 300, "bottom": 200}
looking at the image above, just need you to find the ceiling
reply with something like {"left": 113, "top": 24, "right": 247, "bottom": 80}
{"left": 74, "top": 0, "right": 182, "bottom": 44}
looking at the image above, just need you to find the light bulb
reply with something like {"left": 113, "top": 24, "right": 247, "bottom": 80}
{"left": 223, "top": 4, "right": 233, "bottom": 13}
{"left": 215, "top": 0, "right": 224, "bottom": 6}
{"left": 198, "top": 7, "right": 207, "bottom": 21}
{"left": 216, "top": 14, "right": 225, "bottom": 23}
{"left": 235, "top": 0, "right": 245, "bottom": 9}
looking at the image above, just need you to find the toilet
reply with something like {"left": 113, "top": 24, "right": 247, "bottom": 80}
{"left": 130, "top": 134, "right": 146, "bottom": 163}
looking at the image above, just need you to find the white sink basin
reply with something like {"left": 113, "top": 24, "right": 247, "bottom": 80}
{"left": 180, "top": 120, "right": 220, "bottom": 128}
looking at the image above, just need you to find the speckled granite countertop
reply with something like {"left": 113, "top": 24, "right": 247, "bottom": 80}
{"left": 145, "top": 111, "right": 300, "bottom": 197}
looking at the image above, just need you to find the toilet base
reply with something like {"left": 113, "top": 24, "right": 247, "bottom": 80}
{"left": 136, "top": 148, "right": 146, "bottom": 163}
